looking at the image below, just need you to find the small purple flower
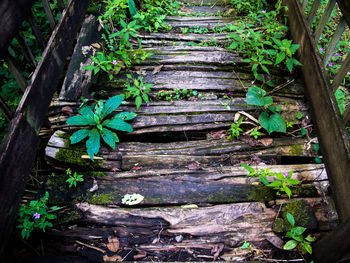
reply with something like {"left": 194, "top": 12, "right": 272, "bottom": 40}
{"left": 146, "top": 104, "right": 150, "bottom": 107}
{"left": 33, "top": 213, "right": 40, "bottom": 220}
{"left": 335, "top": 53, "right": 340, "bottom": 57}
{"left": 248, "top": 79, "right": 251, "bottom": 82}
{"left": 283, "top": 172, "right": 290, "bottom": 178}
{"left": 142, "top": 85, "right": 146, "bottom": 90}
{"left": 329, "top": 62, "right": 333, "bottom": 67}
{"left": 320, "top": 47, "right": 324, "bottom": 53}
{"left": 262, "top": 10, "right": 266, "bottom": 13}
{"left": 261, "top": 17, "right": 264, "bottom": 21}
{"left": 228, "top": 92, "right": 232, "bottom": 95}
{"left": 112, "top": 60, "right": 117, "bottom": 65}
{"left": 114, "top": 28, "right": 117, "bottom": 32}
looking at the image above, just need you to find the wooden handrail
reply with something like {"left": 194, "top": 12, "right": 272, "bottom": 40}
{"left": 0, "top": 0, "right": 91, "bottom": 257}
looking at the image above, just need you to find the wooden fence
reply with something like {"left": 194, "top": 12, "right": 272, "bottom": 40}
{"left": 282, "top": 0, "right": 350, "bottom": 262}
{"left": 0, "top": 0, "right": 90, "bottom": 256}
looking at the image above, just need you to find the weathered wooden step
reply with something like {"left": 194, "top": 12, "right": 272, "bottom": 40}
{"left": 45, "top": 131, "right": 316, "bottom": 171}
{"left": 179, "top": 0, "right": 229, "bottom": 6}
{"left": 165, "top": 16, "right": 235, "bottom": 29}
{"left": 179, "top": 5, "right": 226, "bottom": 16}
{"left": 138, "top": 32, "right": 228, "bottom": 44}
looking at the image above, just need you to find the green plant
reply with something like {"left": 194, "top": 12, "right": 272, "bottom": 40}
{"left": 125, "top": 75, "right": 153, "bottom": 109}
{"left": 241, "top": 241, "right": 251, "bottom": 249}
{"left": 65, "top": 168, "right": 84, "bottom": 188}
{"left": 156, "top": 89, "right": 201, "bottom": 102}
{"left": 17, "top": 192, "right": 59, "bottom": 239}
{"left": 270, "top": 38, "right": 302, "bottom": 72}
{"left": 66, "top": 95, "right": 137, "bottom": 160}
{"left": 246, "top": 87, "right": 286, "bottom": 134}
{"left": 250, "top": 127, "right": 262, "bottom": 139}
{"left": 240, "top": 164, "right": 301, "bottom": 198}
{"left": 283, "top": 213, "right": 316, "bottom": 254}
{"left": 228, "top": 118, "right": 244, "bottom": 140}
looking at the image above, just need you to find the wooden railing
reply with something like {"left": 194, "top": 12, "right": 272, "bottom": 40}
{"left": 0, "top": 0, "right": 90, "bottom": 257}
{"left": 282, "top": 0, "right": 350, "bottom": 262}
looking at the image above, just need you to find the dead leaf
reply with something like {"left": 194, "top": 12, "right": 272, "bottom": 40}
{"left": 266, "top": 235, "right": 284, "bottom": 250}
{"left": 89, "top": 178, "right": 98, "bottom": 193}
{"left": 103, "top": 255, "right": 122, "bottom": 262}
{"left": 188, "top": 161, "right": 202, "bottom": 170}
{"left": 131, "top": 166, "right": 143, "bottom": 172}
{"left": 62, "top": 106, "right": 73, "bottom": 115}
{"left": 91, "top": 43, "right": 101, "bottom": 49}
{"left": 152, "top": 65, "right": 163, "bottom": 75}
{"left": 107, "top": 237, "right": 119, "bottom": 252}
{"left": 180, "top": 7, "right": 191, "bottom": 13}
{"left": 133, "top": 250, "right": 147, "bottom": 260}
{"left": 208, "top": 130, "right": 226, "bottom": 139}
{"left": 241, "top": 136, "right": 258, "bottom": 147}
{"left": 111, "top": 167, "right": 121, "bottom": 172}
{"left": 234, "top": 112, "right": 241, "bottom": 123}
{"left": 260, "top": 138, "right": 273, "bottom": 147}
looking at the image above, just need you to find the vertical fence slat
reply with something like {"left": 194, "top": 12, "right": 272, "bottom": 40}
{"left": 314, "top": 0, "right": 336, "bottom": 41}
{"left": 16, "top": 32, "right": 37, "bottom": 68}
{"left": 323, "top": 16, "right": 347, "bottom": 67}
{"left": 331, "top": 52, "right": 350, "bottom": 91}
{"left": 0, "top": 97, "right": 13, "bottom": 121}
{"left": 343, "top": 106, "right": 350, "bottom": 125}
{"left": 302, "top": 0, "right": 309, "bottom": 11}
{"left": 41, "top": 0, "right": 56, "bottom": 30}
{"left": 307, "top": 0, "right": 322, "bottom": 24}
{"left": 27, "top": 12, "right": 46, "bottom": 50}
{"left": 4, "top": 52, "right": 27, "bottom": 92}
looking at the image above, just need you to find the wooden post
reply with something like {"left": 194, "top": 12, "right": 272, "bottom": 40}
{"left": 331, "top": 52, "right": 350, "bottom": 91}
{"left": 282, "top": 0, "right": 350, "bottom": 223}
{"left": 0, "top": 0, "right": 91, "bottom": 257}
{"left": 41, "top": 0, "right": 56, "bottom": 30}
{"left": 4, "top": 52, "right": 27, "bottom": 92}
{"left": 16, "top": 32, "right": 37, "bottom": 68}
{"left": 0, "top": 97, "right": 13, "bottom": 122}
{"left": 314, "top": 0, "right": 336, "bottom": 41}
{"left": 27, "top": 11, "right": 46, "bottom": 50}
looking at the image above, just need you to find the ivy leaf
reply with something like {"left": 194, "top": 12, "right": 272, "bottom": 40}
{"left": 114, "top": 112, "right": 137, "bottom": 120}
{"left": 101, "top": 128, "right": 119, "bottom": 149}
{"left": 86, "top": 129, "right": 100, "bottom": 161}
{"left": 100, "top": 95, "right": 124, "bottom": 120}
{"left": 284, "top": 240, "right": 298, "bottom": 250}
{"left": 103, "top": 119, "right": 133, "bottom": 132}
{"left": 259, "top": 112, "right": 286, "bottom": 134}
{"left": 70, "top": 129, "right": 90, "bottom": 144}
{"left": 246, "top": 87, "right": 273, "bottom": 106}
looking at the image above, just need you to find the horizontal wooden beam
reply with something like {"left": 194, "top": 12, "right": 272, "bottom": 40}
{"left": 282, "top": 0, "right": 350, "bottom": 222}
{"left": 0, "top": 0, "right": 90, "bottom": 256}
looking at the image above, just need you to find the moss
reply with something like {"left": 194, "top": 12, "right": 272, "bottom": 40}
{"left": 289, "top": 144, "right": 304, "bottom": 156}
{"left": 247, "top": 186, "right": 275, "bottom": 202}
{"left": 55, "top": 146, "right": 103, "bottom": 168}
{"left": 86, "top": 193, "right": 117, "bottom": 205}
{"left": 86, "top": 171, "right": 107, "bottom": 177}
{"left": 273, "top": 200, "right": 317, "bottom": 233}
{"left": 55, "top": 210, "right": 83, "bottom": 225}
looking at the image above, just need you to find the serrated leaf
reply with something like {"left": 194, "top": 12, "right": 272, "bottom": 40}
{"left": 101, "top": 128, "right": 118, "bottom": 149}
{"left": 114, "top": 112, "right": 137, "bottom": 120}
{"left": 259, "top": 112, "right": 286, "bottom": 134}
{"left": 86, "top": 129, "right": 100, "bottom": 161}
{"left": 135, "top": 95, "right": 142, "bottom": 109}
{"left": 103, "top": 119, "right": 133, "bottom": 132}
{"left": 100, "top": 95, "right": 124, "bottom": 120}
{"left": 246, "top": 87, "right": 273, "bottom": 106}
{"left": 284, "top": 240, "right": 298, "bottom": 250}
{"left": 70, "top": 129, "right": 90, "bottom": 144}
{"left": 275, "top": 52, "right": 286, "bottom": 65}
{"left": 286, "top": 213, "right": 295, "bottom": 226}
{"left": 285, "top": 187, "right": 292, "bottom": 198}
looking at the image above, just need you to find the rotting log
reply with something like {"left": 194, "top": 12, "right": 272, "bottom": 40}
{"left": 0, "top": 0, "right": 91, "bottom": 256}
{"left": 282, "top": 0, "right": 350, "bottom": 222}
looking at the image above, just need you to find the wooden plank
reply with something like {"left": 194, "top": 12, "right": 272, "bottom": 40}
{"left": 331, "top": 52, "right": 350, "bottom": 91}
{"left": 314, "top": 0, "right": 336, "bottom": 41}
{"left": 4, "top": 52, "right": 27, "bottom": 92}
{"left": 307, "top": 0, "right": 321, "bottom": 24}
{"left": 283, "top": 0, "right": 350, "bottom": 222}
{"left": 0, "top": 0, "right": 91, "bottom": 256}
{"left": 0, "top": 97, "right": 13, "bottom": 122}
{"left": 323, "top": 16, "right": 346, "bottom": 67}
{"left": 180, "top": 6, "right": 225, "bottom": 15}
{"left": 41, "top": 0, "right": 56, "bottom": 30}
{"left": 0, "top": 0, "right": 35, "bottom": 58}
{"left": 314, "top": 219, "right": 350, "bottom": 263}
{"left": 28, "top": 11, "right": 46, "bottom": 50}
{"left": 16, "top": 32, "right": 37, "bottom": 68}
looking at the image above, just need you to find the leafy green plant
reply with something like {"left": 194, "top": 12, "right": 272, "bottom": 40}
{"left": 228, "top": 118, "right": 244, "bottom": 140}
{"left": 241, "top": 241, "right": 251, "bottom": 249}
{"left": 66, "top": 95, "right": 137, "bottom": 160}
{"left": 246, "top": 87, "right": 286, "bottom": 134}
{"left": 250, "top": 127, "right": 262, "bottom": 139}
{"left": 65, "top": 168, "right": 84, "bottom": 188}
{"left": 156, "top": 88, "right": 201, "bottom": 102}
{"left": 17, "top": 192, "right": 59, "bottom": 239}
{"left": 125, "top": 75, "right": 153, "bottom": 109}
{"left": 240, "top": 163, "right": 301, "bottom": 198}
{"left": 283, "top": 213, "right": 316, "bottom": 254}
{"left": 270, "top": 38, "right": 302, "bottom": 72}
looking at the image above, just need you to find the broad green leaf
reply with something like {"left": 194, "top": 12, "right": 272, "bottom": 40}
{"left": 70, "top": 129, "right": 90, "bottom": 144}
{"left": 66, "top": 115, "right": 94, "bottom": 126}
{"left": 114, "top": 112, "right": 137, "bottom": 120}
{"left": 284, "top": 240, "right": 298, "bottom": 250}
{"left": 260, "top": 175, "right": 269, "bottom": 186}
{"left": 276, "top": 172, "right": 284, "bottom": 180}
{"left": 128, "top": 0, "right": 137, "bottom": 16}
{"left": 286, "top": 58, "right": 294, "bottom": 72}
{"left": 293, "top": 226, "right": 306, "bottom": 235}
{"left": 135, "top": 95, "right": 142, "bottom": 109}
{"left": 275, "top": 52, "right": 286, "bottom": 65}
{"left": 269, "top": 180, "right": 282, "bottom": 188}
{"left": 259, "top": 112, "right": 286, "bottom": 134}
{"left": 142, "top": 93, "right": 149, "bottom": 103}
{"left": 285, "top": 186, "right": 292, "bottom": 198}
{"left": 103, "top": 119, "right": 133, "bottom": 132}
{"left": 301, "top": 242, "right": 312, "bottom": 254}
{"left": 86, "top": 129, "right": 100, "bottom": 161}
{"left": 83, "top": 65, "right": 96, "bottom": 70}
{"left": 246, "top": 87, "right": 273, "bottom": 107}
{"left": 240, "top": 163, "right": 255, "bottom": 173}
{"left": 101, "top": 128, "right": 118, "bottom": 149}
{"left": 100, "top": 95, "right": 124, "bottom": 120}
{"left": 80, "top": 107, "right": 95, "bottom": 122}
{"left": 286, "top": 212, "right": 295, "bottom": 226}
{"left": 261, "top": 65, "right": 270, "bottom": 75}
{"left": 305, "top": 235, "right": 316, "bottom": 242}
